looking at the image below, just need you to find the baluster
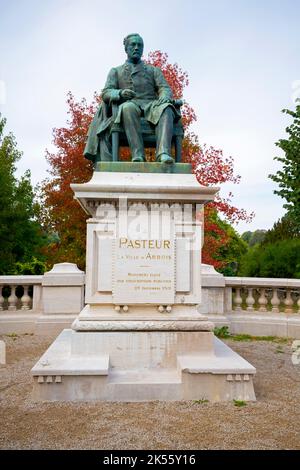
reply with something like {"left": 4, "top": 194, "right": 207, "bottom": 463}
{"left": 0, "top": 285, "right": 4, "bottom": 311}
{"left": 8, "top": 286, "right": 18, "bottom": 311}
{"left": 284, "top": 289, "right": 293, "bottom": 314}
{"left": 271, "top": 288, "right": 280, "bottom": 313}
{"left": 234, "top": 288, "right": 242, "bottom": 311}
{"left": 21, "top": 286, "right": 31, "bottom": 310}
{"left": 258, "top": 288, "right": 268, "bottom": 312}
{"left": 246, "top": 288, "right": 255, "bottom": 311}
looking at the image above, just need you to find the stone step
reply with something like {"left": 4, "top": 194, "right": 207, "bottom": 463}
{"left": 106, "top": 370, "right": 182, "bottom": 401}
{"left": 108, "top": 368, "right": 181, "bottom": 385}
{"left": 31, "top": 330, "right": 256, "bottom": 401}
{"left": 178, "top": 338, "right": 256, "bottom": 375}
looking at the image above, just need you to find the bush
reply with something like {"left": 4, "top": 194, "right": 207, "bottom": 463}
{"left": 238, "top": 239, "right": 300, "bottom": 278}
{"left": 13, "top": 257, "right": 47, "bottom": 275}
{"left": 214, "top": 326, "right": 230, "bottom": 338}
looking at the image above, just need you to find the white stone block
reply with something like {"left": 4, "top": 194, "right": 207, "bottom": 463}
{"left": 85, "top": 208, "right": 202, "bottom": 306}
{"left": 71, "top": 171, "right": 219, "bottom": 207}
{"left": 201, "top": 264, "right": 225, "bottom": 287}
{"left": 42, "top": 263, "right": 85, "bottom": 315}
{"left": 42, "top": 286, "right": 84, "bottom": 315}
{"left": 42, "top": 263, "right": 85, "bottom": 286}
{"left": 228, "top": 313, "right": 289, "bottom": 337}
{"left": 0, "top": 340, "right": 5, "bottom": 365}
{"left": 198, "top": 287, "right": 225, "bottom": 315}
{"left": 31, "top": 330, "right": 256, "bottom": 402}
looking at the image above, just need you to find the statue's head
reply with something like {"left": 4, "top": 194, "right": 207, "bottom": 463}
{"left": 123, "top": 34, "right": 144, "bottom": 63}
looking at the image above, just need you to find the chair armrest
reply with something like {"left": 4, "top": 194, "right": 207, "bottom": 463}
{"left": 172, "top": 99, "right": 183, "bottom": 108}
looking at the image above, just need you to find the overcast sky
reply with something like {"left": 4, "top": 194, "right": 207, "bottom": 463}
{"left": 1, "top": 0, "right": 299, "bottom": 233}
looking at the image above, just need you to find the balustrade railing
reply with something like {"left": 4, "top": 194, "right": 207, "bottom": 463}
{"left": 0, "top": 276, "right": 43, "bottom": 312}
{"left": 1, "top": 274, "right": 300, "bottom": 316}
{"left": 225, "top": 278, "right": 300, "bottom": 314}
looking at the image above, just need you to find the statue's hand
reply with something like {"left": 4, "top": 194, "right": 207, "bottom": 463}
{"left": 120, "top": 89, "right": 136, "bottom": 100}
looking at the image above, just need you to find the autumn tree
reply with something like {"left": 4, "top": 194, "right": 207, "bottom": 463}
{"left": 41, "top": 51, "right": 252, "bottom": 271}
{"left": 40, "top": 95, "right": 95, "bottom": 269}
{"left": 148, "top": 52, "right": 252, "bottom": 272}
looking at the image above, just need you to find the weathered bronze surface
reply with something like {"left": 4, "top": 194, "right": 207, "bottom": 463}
{"left": 95, "top": 162, "right": 192, "bottom": 174}
{"left": 84, "top": 34, "right": 183, "bottom": 166}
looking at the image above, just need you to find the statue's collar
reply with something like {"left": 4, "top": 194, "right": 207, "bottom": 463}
{"left": 124, "top": 60, "right": 145, "bottom": 74}
{"left": 125, "top": 59, "right": 143, "bottom": 65}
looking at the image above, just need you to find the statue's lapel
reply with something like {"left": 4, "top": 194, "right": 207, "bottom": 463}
{"left": 122, "top": 62, "right": 132, "bottom": 85}
{"left": 121, "top": 61, "right": 145, "bottom": 88}
{"left": 131, "top": 61, "right": 144, "bottom": 75}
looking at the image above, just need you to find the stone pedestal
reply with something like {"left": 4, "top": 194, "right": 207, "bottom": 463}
{"left": 31, "top": 163, "right": 256, "bottom": 401}
{"left": 35, "top": 262, "right": 85, "bottom": 335}
{"left": 41, "top": 263, "right": 85, "bottom": 315}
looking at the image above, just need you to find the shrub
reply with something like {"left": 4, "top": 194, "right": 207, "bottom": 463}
{"left": 13, "top": 257, "right": 47, "bottom": 275}
{"left": 238, "top": 238, "right": 300, "bottom": 278}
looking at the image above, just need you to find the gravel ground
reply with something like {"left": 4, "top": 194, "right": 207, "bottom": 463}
{"left": 0, "top": 333, "right": 300, "bottom": 450}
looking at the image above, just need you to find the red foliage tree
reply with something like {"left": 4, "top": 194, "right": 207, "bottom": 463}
{"left": 41, "top": 94, "right": 95, "bottom": 268}
{"left": 41, "top": 51, "right": 253, "bottom": 270}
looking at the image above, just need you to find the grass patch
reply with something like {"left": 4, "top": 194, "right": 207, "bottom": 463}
{"left": 230, "top": 334, "right": 253, "bottom": 342}
{"left": 5, "top": 333, "right": 19, "bottom": 338}
{"left": 233, "top": 399, "right": 247, "bottom": 407}
{"left": 193, "top": 399, "right": 209, "bottom": 405}
{"left": 214, "top": 326, "right": 289, "bottom": 344}
{"left": 231, "top": 335, "right": 289, "bottom": 343}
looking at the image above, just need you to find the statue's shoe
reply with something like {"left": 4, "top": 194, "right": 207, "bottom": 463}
{"left": 157, "top": 153, "right": 174, "bottom": 164}
{"left": 132, "top": 156, "right": 146, "bottom": 162}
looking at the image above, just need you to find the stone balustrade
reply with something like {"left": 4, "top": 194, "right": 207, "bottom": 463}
{"left": 0, "top": 264, "right": 85, "bottom": 336}
{"left": 0, "top": 263, "right": 299, "bottom": 338}
{"left": 225, "top": 277, "right": 300, "bottom": 314}
{"left": 0, "top": 276, "right": 43, "bottom": 312}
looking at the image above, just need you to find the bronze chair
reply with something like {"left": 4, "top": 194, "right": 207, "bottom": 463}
{"left": 109, "top": 100, "right": 184, "bottom": 162}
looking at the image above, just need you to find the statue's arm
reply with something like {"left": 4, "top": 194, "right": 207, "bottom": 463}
{"left": 102, "top": 68, "right": 122, "bottom": 104}
{"left": 154, "top": 67, "right": 173, "bottom": 100}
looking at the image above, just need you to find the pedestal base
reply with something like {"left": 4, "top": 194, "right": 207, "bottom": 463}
{"left": 31, "top": 329, "right": 256, "bottom": 402}
{"left": 31, "top": 169, "right": 256, "bottom": 402}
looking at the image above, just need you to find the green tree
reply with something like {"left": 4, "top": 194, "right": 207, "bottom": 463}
{"left": 216, "top": 218, "right": 248, "bottom": 276}
{"left": 262, "top": 215, "right": 299, "bottom": 245}
{"left": 237, "top": 104, "right": 300, "bottom": 279}
{"left": 269, "top": 104, "right": 300, "bottom": 228}
{"left": 0, "top": 114, "right": 46, "bottom": 274}
{"left": 241, "top": 229, "right": 267, "bottom": 247}
{"left": 204, "top": 210, "right": 248, "bottom": 276}
{"left": 238, "top": 239, "right": 300, "bottom": 278}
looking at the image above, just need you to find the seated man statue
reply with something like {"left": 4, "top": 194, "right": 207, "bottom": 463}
{"left": 84, "top": 33, "right": 181, "bottom": 164}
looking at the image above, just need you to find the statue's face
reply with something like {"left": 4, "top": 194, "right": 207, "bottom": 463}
{"left": 125, "top": 36, "right": 144, "bottom": 62}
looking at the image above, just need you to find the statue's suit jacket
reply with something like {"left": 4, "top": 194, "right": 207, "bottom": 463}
{"left": 84, "top": 61, "right": 180, "bottom": 162}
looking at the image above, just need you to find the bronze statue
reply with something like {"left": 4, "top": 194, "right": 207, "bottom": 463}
{"left": 84, "top": 34, "right": 181, "bottom": 164}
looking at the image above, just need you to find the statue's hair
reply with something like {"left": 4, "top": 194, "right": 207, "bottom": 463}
{"left": 123, "top": 34, "right": 144, "bottom": 49}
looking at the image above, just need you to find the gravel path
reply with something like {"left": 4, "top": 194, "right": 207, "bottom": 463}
{"left": 0, "top": 333, "right": 300, "bottom": 450}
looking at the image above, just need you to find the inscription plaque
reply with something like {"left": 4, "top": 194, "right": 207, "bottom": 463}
{"left": 112, "top": 237, "right": 175, "bottom": 304}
